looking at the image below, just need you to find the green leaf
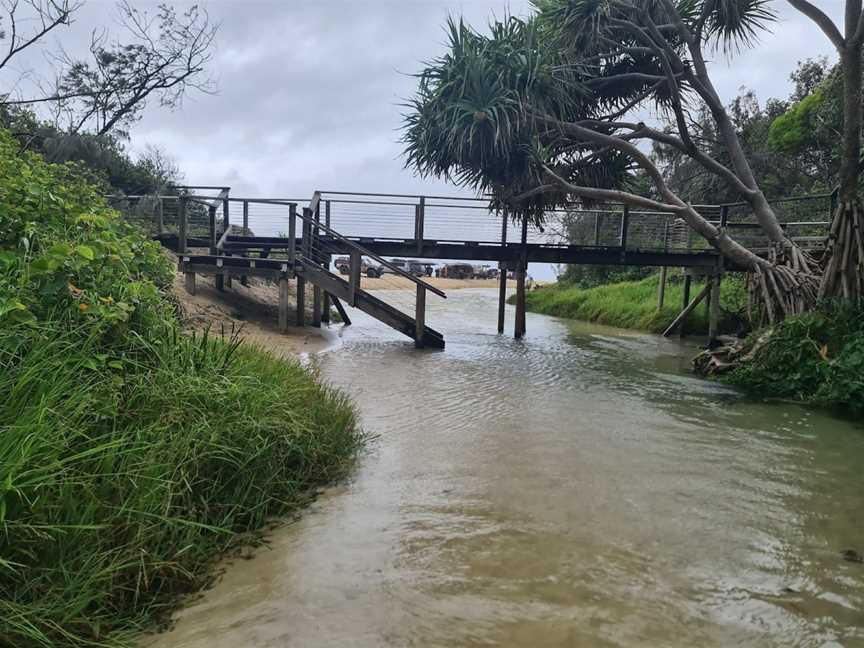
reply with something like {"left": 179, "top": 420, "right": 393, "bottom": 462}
{"left": 76, "top": 245, "right": 95, "bottom": 261}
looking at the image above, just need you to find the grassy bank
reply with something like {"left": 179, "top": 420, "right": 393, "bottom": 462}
{"left": 513, "top": 272, "right": 745, "bottom": 334}
{"left": 0, "top": 129, "right": 362, "bottom": 646}
{"left": 724, "top": 302, "right": 864, "bottom": 415}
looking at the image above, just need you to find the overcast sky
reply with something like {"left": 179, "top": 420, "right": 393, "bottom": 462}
{"left": 6, "top": 0, "right": 841, "bottom": 200}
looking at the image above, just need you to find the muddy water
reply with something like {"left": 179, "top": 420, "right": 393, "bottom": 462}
{"left": 151, "top": 290, "right": 864, "bottom": 647}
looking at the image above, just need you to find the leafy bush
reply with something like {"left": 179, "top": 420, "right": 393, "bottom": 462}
{"left": 727, "top": 301, "right": 864, "bottom": 415}
{"left": 0, "top": 127, "right": 361, "bottom": 646}
{"left": 516, "top": 272, "right": 745, "bottom": 334}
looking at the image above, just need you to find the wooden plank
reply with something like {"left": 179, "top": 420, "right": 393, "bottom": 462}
{"left": 348, "top": 250, "right": 361, "bottom": 306}
{"left": 330, "top": 294, "right": 351, "bottom": 326}
{"left": 662, "top": 284, "right": 710, "bottom": 337}
{"left": 278, "top": 277, "right": 289, "bottom": 332}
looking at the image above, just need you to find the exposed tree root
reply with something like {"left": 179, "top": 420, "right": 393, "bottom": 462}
{"left": 819, "top": 200, "right": 864, "bottom": 301}
{"left": 746, "top": 244, "right": 820, "bottom": 325}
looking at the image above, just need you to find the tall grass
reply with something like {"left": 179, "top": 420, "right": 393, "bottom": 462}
{"left": 0, "top": 322, "right": 361, "bottom": 647}
{"left": 515, "top": 272, "right": 746, "bottom": 334}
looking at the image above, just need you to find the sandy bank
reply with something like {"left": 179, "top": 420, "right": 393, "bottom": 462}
{"left": 169, "top": 252, "right": 336, "bottom": 357}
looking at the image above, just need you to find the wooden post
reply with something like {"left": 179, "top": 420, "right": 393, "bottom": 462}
{"left": 325, "top": 200, "right": 331, "bottom": 229}
{"left": 242, "top": 200, "right": 249, "bottom": 233}
{"left": 415, "top": 284, "right": 426, "bottom": 348}
{"left": 301, "top": 209, "right": 312, "bottom": 258}
{"left": 657, "top": 266, "right": 668, "bottom": 309}
{"left": 296, "top": 275, "right": 306, "bottom": 327}
{"left": 288, "top": 203, "right": 297, "bottom": 265}
{"left": 312, "top": 202, "right": 322, "bottom": 326}
{"left": 708, "top": 272, "right": 721, "bottom": 341}
{"left": 680, "top": 273, "right": 692, "bottom": 338}
{"left": 278, "top": 277, "right": 290, "bottom": 332}
{"left": 497, "top": 210, "right": 508, "bottom": 334}
{"left": 208, "top": 205, "right": 217, "bottom": 254}
{"left": 348, "top": 250, "right": 361, "bottom": 306}
{"left": 415, "top": 196, "right": 425, "bottom": 254}
{"left": 178, "top": 196, "right": 188, "bottom": 253}
{"left": 184, "top": 271, "right": 196, "bottom": 295}
{"left": 312, "top": 283, "right": 322, "bottom": 327}
{"left": 719, "top": 204, "right": 729, "bottom": 229}
{"left": 515, "top": 217, "right": 528, "bottom": 339}
{"left": 157, "top": 197, "right": 164, "bottom": 235}
{"left": 662, "top": 283, "right": 711, "bottom": 337}
{"left": 222, "top": 196, "right": 230, "bottom": 232}
{"left": 593, "top": 212, "right": 601, "bottom": 246}
{"left": 620, "top": 204, "right": 629, "bottom": 250}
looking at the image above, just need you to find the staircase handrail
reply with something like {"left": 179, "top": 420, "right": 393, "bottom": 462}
{"left": 288, "top": 194, "right": 446, "bottom": 299}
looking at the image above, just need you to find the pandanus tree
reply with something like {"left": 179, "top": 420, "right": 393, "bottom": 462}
{"left": 404, "top": 1, "right": 839, "bottom": 322}
{"left": 785, "top": 0, "right": 864, "bottom": 299}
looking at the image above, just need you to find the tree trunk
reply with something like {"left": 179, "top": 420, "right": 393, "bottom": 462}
{"left": 820, "top": 5, "right": 863, "bottom": 301}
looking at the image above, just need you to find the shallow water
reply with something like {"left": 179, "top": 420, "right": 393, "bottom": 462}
{"left": 152, "top": 290, "right": 864, "bottom": 647}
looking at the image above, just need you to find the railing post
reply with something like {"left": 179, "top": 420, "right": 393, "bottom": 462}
{"left": 178, "top": 195, "right": 188, "bottom": 253}
{"left": 415, "top": 196, "right": 426, "bottom": 254}
{"left": 302, "top": 208, "right": 312, "bottom": 258}
{"left": 323, "top": 200, "right": 331, "bottom": 323}
{"left": 222, "top": 196, "right": 230, "bottom": 234}
{"left": 312, "top": 205, "right": 322, "bottom": 327}
{"left": 415, "top": 284, "right": 426, "bottom": 348}
{"left": 242, "top": 200, "right": 249, "bottom": 233}
{"left": 208, "top": 205, "right": 217, "bottom": 254}
{"left": 720, "top": 205, "right": 729, "bottom": 229}
{"left": 594, "top": 212, "right": 601, "bottom": 246}
{"left": 515, "top": 216, "right": 528, "bottom": 339}
{"left": 620, "top": 204, "right": 629, "bottom": 251}
{"left": 497, "top": 209, "right": 508, "bottom": 334}
{"left": 157, "top": 197, "right": 164, "bottom": 236}
{"left": 325, "top": 200, "right": 331, "bottom": 229}
{"left": 348, "top": 249, "right": 361, "bottom": 306}
{"left": 288, "top": 203, "right": 297, "bottom": 266}
{"left": 830, "top": 186, "right": 839, "bottom": 216}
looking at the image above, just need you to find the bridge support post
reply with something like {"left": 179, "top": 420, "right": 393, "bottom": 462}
{"left": 497, "top": 262, "right": 507, "bottom": 334}
{"left": 708, "top": 274, "right": 721, "bottom": 341}
{"left": 497, "top": 210, "right": 508, "bottom": 334}
{"left": 657, "top": 266, "right": 668, "bottom": 309}
{"left": 680, "top": 273, "right": 692, "bottom": 338}
{"left": 312, "top": 284, "right": 322, "bottom": 327}
{"left": 279, "top": 277, "right": 290, "bottom": 332}
{"left": 514, "top": 216, "right": 528, "bottom": 339}
{"left": 415, "top": 284, "right": 426, "bottom": 348}
{"left": 223, "top": 197, "right": 232, "bottom": 290}
{"left": 184, "top": 271, "right": 196, "bottom": 296}
{"left": 296, "top": 275, "right": 306, "bottom": 327}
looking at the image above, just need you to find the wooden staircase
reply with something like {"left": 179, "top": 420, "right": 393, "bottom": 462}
{"left": 178, "top": 192, "right": 447, "bottom": 349}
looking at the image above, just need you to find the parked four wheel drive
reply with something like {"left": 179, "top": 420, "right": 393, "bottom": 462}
{"left": 333, "top": 256, "right": 384, "bottom": 278}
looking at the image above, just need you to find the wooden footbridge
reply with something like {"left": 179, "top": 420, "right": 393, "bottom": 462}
{"left": 114, "top": 188, "right": 832, "bottom": 348}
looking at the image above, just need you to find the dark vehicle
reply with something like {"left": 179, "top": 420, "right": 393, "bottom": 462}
{"left": 382, "top": 259, "right": 410, "bottom": 275}
{"left": 334, "top": 256, "right": 384, "bottom": 278}
{"left": 441, "top": 263, "right": 475, "bottom": 279}
{"left": 408, "top": 261, "right": 427, "bottom": 276}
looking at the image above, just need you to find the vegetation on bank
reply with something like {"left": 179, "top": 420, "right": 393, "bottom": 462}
{"left": 724, "top": 302, "right": 864, "bottom": 415}
{"left": 513, "top": 272, "right": 745, "bottom": 334}
{"left": 0, "top": 129, "right": 362, "bottom": 647}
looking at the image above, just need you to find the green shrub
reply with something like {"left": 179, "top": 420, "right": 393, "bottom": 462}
{"left": 516, "top": 272, "right": 744, "bottom": 334}
{"left": 0, "top": 127, "right": 362, "bottom": 646}
{"left": 726, "top": 301, "right": 864, "bottom": 415}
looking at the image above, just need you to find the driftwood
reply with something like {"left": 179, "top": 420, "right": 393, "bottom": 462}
{"left": 692, "top": 331, "right": 773, "bottom": 377}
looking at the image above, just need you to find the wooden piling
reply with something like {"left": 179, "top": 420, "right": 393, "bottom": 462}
{"left": 312, "top": 284, "right": 322, "bottom": 327}
{"left": 657, "top": 266, "right": 668, "bottom": 309}
{"left": 184, "top": 271, "right": 196, "bottom": 295}
{"left": 415, "top": 284, "right": 426, "bottom": 348}
{"left": 708, "top": 273, "right": 721, "bottom": 341}
{"left": 296, "top": 275, "right": 306, "bottom": 327}
{"left": 278, "top": 277, "right": 290, "bottom": 332}
{"left": 497, "top": 211, "right": 508, "bottom": 334}
{"left": 515, "top": 217, "right": 528, "bottom": 339}
{"left": 680, "top": 273, "right": 692, "bottom": 338}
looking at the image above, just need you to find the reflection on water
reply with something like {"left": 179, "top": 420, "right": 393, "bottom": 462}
{"left": 150, "top": 290, "right": 864, "bottom": 648}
